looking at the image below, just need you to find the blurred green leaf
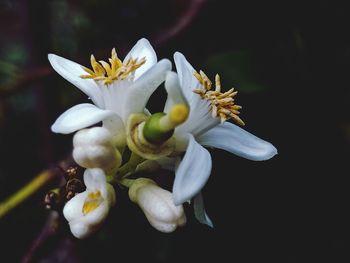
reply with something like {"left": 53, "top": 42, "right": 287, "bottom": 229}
{"left": 0, "top": 61, "right": 19, "bottom": 88}
{"left": 0, "top": 61, "right": 19, "bottom": 76}
{"left": 0, "top": 44, "right": 28, "bottom": 85}
{"left": 205, "top": 50, "right": 266, "bottom": 94}
{"left": 3, "top": 44, "right": 28, "bottom": 66}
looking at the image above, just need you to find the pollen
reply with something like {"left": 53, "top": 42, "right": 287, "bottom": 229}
{"left": 82, "top": 191, "right": 104, "bottom": 215}
{"left": 193, "top": 71, "right": 245, "bottom": 125}
{"left": 80, "top": 48, "right": 146, "bottom": 85}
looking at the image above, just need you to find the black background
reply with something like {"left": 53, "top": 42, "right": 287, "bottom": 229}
{"left": 0, "top": 0, "right": 349, "bottom": 262}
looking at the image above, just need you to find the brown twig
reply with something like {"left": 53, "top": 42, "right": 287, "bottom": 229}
{"left": 21, "top": 211, "right": 60, "bottom": 263}
{"left": 152, "top": 0, "right": 207, "bottom": 47}
{"left": 20, "top": 156, "right": 76, "bottom": 263}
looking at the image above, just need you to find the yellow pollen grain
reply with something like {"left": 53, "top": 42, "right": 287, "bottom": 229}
{"left": 193, "top": 70, "right": 245, "bottom": 125}
{"left": 82, "top": 191, "right": 104, "bottom": 215}
{"left": 80, "top": 48, "right": 146, "bottom": 85}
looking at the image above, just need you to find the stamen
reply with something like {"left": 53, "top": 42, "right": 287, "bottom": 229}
{"left": 193, "top": 70, "right": 245, "bottom": 125}
{"left": 215, "top": 74, "right": 221, "bottom": 92}
{"left": 82, "top": 191, "right": 104, "bottom": 215}
{"left": 80, "top": 48, "right": 146, "bottom": 85}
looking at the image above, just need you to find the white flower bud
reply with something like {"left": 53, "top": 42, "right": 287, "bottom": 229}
{"left": 63, "top": 168, "right": 116, "bottom": 239}
{"left": 73, "top": 127, "right": 121, "bottom": 172}
{"left": 129, "top": 178, "right": 186, "bottom": 233}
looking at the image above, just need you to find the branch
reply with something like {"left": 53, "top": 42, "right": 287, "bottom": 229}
{"left": 152, "top": 0, "right": 207, "bottom": 47}
{"left": 0, "top": 156, "right": 73, "bottom": 219}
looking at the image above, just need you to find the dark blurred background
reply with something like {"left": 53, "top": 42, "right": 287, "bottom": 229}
{"left": 0, "top": 0, "right": 349, "bottom": 262}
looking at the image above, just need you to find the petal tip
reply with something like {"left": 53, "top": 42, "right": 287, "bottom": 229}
{"left": 174, "top": 51, "right": 184, "bottom": 59}
{"left": 257, "top": 142, "right": 278, "bottom": 161}
{"left": 138, "top": 38, "right": 151, "bottom": 45}
{"left": 158, "top": 58, "right": 172, "bottom": 71}
{"left": 50, "top": 124, "right": 58, "bottom": 133}
{"left": 172, "top": 193, "right": 187, "bottom": 206}
{"left": 47, "top": 53, "right": 57, "bottom": 64}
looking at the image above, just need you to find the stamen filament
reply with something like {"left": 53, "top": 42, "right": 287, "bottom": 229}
{"left": 193, "top": 70, "right": 245, "bottom": 125}
{"left": 80, "top": 48, "right": 146, "bottom": 85}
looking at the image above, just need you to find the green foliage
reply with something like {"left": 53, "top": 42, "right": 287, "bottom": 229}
{"left": 0, "top": 44, "right": 28, "bottom": 86}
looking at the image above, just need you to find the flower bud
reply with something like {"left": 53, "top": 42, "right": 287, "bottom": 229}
{"left": 129, "top": 178, "right": 186, "bottom": 233}
{"left": 63, "top": 168, "right": 116, "bottom": 239}
{"left": 73, "top": 127, "right": 121, "bottom": 173}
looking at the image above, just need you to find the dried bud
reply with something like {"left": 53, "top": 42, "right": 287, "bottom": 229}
{"left": 65, "top": 178, "right": 85, "bottom": 200}
{"left": 44, "top": 189, "right": 60, "bottom": 210}
{"left": 65, "top": 166, "right": 79, "bottom": 180}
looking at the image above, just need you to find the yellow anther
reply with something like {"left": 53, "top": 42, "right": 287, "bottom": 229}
{"left": 169, "top": 104, "right": 189, "bottom": 125}
{"left": 82, "top": 191, "right": 104, "bottom": 215}
{"left": 80, "top": 48, "right": 146, "bottom": 85}
{"left": 193, "top": 70, "right": 245, "bottom": 125}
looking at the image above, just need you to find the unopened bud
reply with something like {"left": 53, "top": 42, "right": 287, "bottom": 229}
{"left": 129, "top": 178, "right": 186, "bottom": 233}
{"left": 73, "top": 127, "right": 122, "bottom": 173}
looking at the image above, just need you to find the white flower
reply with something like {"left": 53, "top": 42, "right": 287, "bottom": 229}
{"left": 63, "top": 168, "right": 116, "bottom": 239}
{"left": 49, "top": 38, "right": 172, "bottom": 147}
{"left": 129, "top": 178, "right": 186, "bottom": 233}
{"left": 163, "top": 52, "right": 278, "bottom": 226}
{"left": 73, "top": 127, "right": 122, "bottom": 173}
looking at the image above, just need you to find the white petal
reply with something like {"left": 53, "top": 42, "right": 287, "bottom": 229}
{"left": 194, "top": 192, "right": 213, "bottom": 228}
{"left": 122, "top": 59, "right": 171, "bottom": 121}
{"left": 173, "top": 52, "right": 201, "bottom": 102}
{"left": 173, "top": 52, "right": 219, "bottom": 136}
{"left": 63, "top": 191, "right": 87, "bottom": 222}
{"left": 106, "top": 183, "right": 116, "bottom": 207}
{"left": 68, "top": 221, "right": 90, "bottom": 239}
{"left": 164, "top": 71, "right": 188, "bottom": 113}
{"left": 83, "top": 168, "right": 107, "bottom": 194}
{"left": 102, "top": 115, "right": 126, "bottom": 148}
{"left": 123, "top": 38, "right": 157, "bottom": 80}
{"left": 51, "top": 104, "right": 117, "bottom": 134}
{"left": 48, "top": 54, "right": 104, "bottom": 107}
{"left": 197, "top": 122, "right": 278, "bottom": 161}
{"left": 172, "top": 134, "right": 212, "bottom": 205}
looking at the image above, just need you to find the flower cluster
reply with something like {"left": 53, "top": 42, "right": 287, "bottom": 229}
{"left": 49, "top": 38, "right": 277, "bottom": 238}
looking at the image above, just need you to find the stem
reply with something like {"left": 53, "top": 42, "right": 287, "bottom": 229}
{"left": 152, "top": 0, "right": 206, "bottom": 47}
{"left": 107, "top": 152, "right": 144, "bottom": 184}
{"left": 119, "top": 178, "right": 135, "bottom": 188}
{"left": 0, "top": 170, "right": 58, "bottom": 219}
{"left": 21, "top": 211, "right": 59, "bottom": 263}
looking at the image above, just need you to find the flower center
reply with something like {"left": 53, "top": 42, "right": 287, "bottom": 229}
{"left": 82, "top": 191, "right": 104, "bottom": 215}
{"left": 80, "top": 48, "right": 146, "bottom": 85}
{"left": 193, "top": 70, "right": 245, "bottom": 125}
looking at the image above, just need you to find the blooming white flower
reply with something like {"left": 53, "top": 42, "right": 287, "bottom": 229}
{"left": 63, "top": 168, "right": 116, "bottom": 239}
{"left": 163, "top": 52, "right": 278, "bottom": 226}
{"left": 49, "top": 38, "right": 172, "bottom": 147}
{"left": 129, "top": 178, "right": 186, "bottom": 233}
